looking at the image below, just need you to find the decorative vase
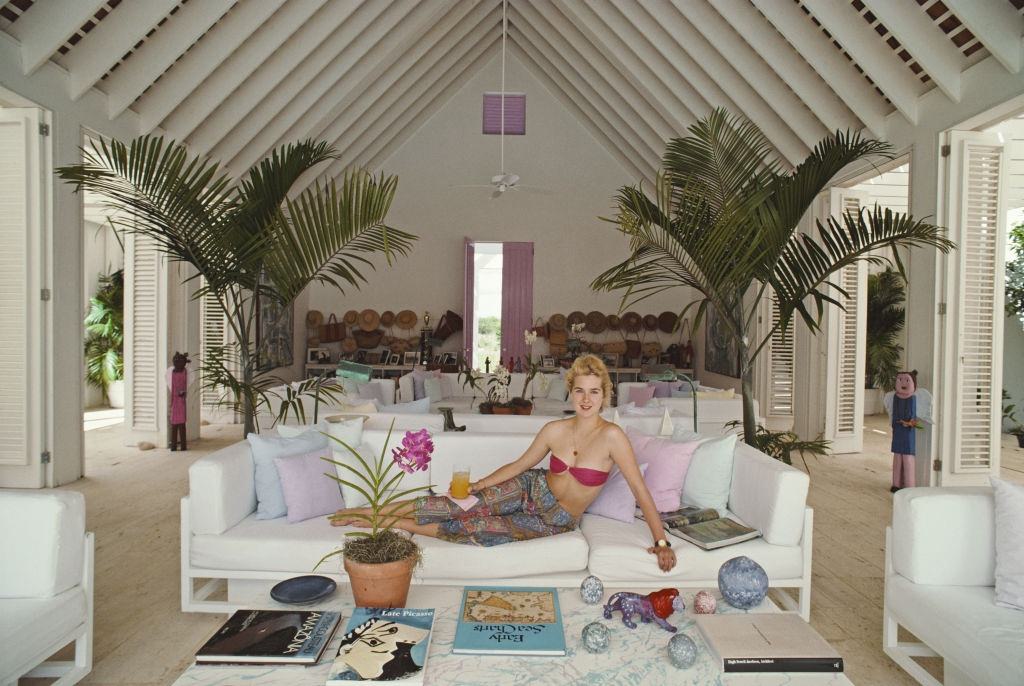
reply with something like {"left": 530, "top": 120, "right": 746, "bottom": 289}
{"left": 343, "top": 555, "right": 416, "bottom": 608}
{"left": 492, "top": 405, "right": 514, "bottom": 415}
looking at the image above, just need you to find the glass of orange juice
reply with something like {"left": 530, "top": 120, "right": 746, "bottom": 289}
{"left": 450, "top": 466, "right": 471, "bottom": 499}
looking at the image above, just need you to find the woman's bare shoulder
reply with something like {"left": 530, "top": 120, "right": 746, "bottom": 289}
{"left": 540, "top": 418, "right": 573, "bottom": 436}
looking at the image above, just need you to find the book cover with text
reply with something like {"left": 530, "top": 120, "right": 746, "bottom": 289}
{"left": 326, "top": 607, "right": 434, "bottom": 684}
{"left": 195, "top": 609, "right": 341, "bottom": 664}
{"left": 452, "top": 586, "right": 565, "bottom": 656}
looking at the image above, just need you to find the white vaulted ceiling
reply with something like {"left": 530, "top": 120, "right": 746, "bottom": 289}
{"left": 2, "top": 0, "right": 1024, "bottom": 185}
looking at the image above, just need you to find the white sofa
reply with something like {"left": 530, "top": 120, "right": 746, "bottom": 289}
{"left": 397, "top": 372, "right": 571, "bottom": 416}
{"left": 617, "top": 382, "right": 761, "bottom": 436}
{"left": 258, "top": 378, "right": 397, "bottom": 428}
{"left": 883, "top": 488, "right": 1024, "bottom": 685}
{"left": 182, "top": 430, "right": 813, "bottom": 620}
{"left": 0, "top": 490, "right": 93, "bottom": 686}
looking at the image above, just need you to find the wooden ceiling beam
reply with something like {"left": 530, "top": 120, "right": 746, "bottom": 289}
{"left": 670, "top": 0, "right": 830, "bottom": 146}
{"left": 160, "top": 0, "right": 329, "bottom": 141}
{"left": 133, "top": 0, "right": 286, "bottom": 134}
{"left": 751, "top": 0, "right": 890, "bottom": 137}
{"left": 104, "top": 0, "right": 234, "bottom": 120}
{"left": 709, "top": 0, "right": 860, "bottom": 133}
{"left": 944, "top": 0, "right": 1024, "bottom": 73}
{"left": 7, "top": 0, "right": 107, "bottom": 76}
{"left": 802, "top": 0, "right": 923, "bottom": 123}
{"left": 64, "top": 0, "right": 180, "bottom": 101}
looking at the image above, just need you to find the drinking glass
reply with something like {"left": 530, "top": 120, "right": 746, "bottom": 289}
{"left": 450, "top": 466, "right": 471, "bottom": 499}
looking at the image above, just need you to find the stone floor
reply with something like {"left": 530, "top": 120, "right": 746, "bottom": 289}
{"left": 45, "top": 416, "right": 1023, "bottom": 685}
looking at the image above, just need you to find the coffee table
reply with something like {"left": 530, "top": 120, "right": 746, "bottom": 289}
{"left": 173, "top": 584, "right": 853, "bottom": 685}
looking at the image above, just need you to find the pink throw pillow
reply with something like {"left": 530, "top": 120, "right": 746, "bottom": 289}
{"left": 626, "top": 427, "right": 698, "bottom": 512}
{"left": 628, "top": 385, "right": 657, "bottom": 407}
{"left": 274, "top": 448, "right": 344, "bottom": 523}
{"left": 648, "top": 381, "right": 679, "bottom": 398}
{"left": 586, "top": 463, "right": 648, "bottom": 522}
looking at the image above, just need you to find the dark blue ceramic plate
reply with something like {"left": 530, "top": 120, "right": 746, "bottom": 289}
{"left": 270, "top": 575, "right": 337, "bottom": 604}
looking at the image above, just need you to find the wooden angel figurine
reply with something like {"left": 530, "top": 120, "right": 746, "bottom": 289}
{"left": 166, "top": 351, "right": 195, "bottom": 451}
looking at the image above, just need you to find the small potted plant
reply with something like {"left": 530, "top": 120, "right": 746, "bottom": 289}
{"left": 510, "top": 330, "right": 540, "bottom": 415}
{"left": 458, "top": 355, "right": 485, "bottom": 410}
{"left": 487, "top": 364, "right": 514, "bottom": 414}
{"left": 318, "top": 422, "right": 434, "bottom": 607}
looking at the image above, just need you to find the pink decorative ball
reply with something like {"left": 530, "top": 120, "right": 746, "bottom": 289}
{"left": 694, "top": 590, "right": 717, "bottom": 614}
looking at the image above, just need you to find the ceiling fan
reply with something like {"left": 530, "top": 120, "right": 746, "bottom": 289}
{"left": 455, "top": 0, "right": 552, "bottom": 199}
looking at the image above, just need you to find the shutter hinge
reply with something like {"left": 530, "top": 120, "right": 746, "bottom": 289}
{"left": 937, "top": 302, "right": 946, "bottom": 315}
{"left": 39, "top": 123, "right": 49, "bottom": 136}
{"left": 933, "top": 459, "right": 942, "bottom": 472}
{"left": 40, "top": 288, "right": 51, "bottom": 301}
{"left": 940, "top": 144, "right": 950, "bottom": 157}
{"left": 41, "top": 451, "right": 51, "bottom": 464}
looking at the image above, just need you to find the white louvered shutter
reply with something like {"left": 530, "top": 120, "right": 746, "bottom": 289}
{"left": 824, "top": 189, "right": 868, "bottom": 454}
{"left": 200, "top": 285, "right": 234, "bottom": 416}
{"left": 941, "top": 132, "right": 1007, "bottom": 483}
{"left": 0, "top": 108, "right": 45, "bottom": 487}
{"left": 767, "top": 294, "right": 795, "bottom": 419}
{"left": 124, "top": 232, "right": 166, "bottom": 437}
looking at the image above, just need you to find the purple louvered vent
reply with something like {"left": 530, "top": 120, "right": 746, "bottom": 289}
{"left": 483, "top": 92, "right": 525, "bottom": 135}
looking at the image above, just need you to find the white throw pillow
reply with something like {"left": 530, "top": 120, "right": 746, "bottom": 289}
{"left": 546, "top": 375, "right": 567, "bottom": 401}
{"left": 247, "top": 430, "right": 329, "bottom": 519}
{"left": 678, "top": 433, "right": 737, "bottom": 512}
{"left": 276, "top": 420, "right": 328, "bottom": 438}
{"left": 439, "top": 375, "right": 453, "bottom": 399}
{"left": 991, "top": 477, "right": 1024, "bottom": 610}
{"left": 357, "top": 382, "right": 384, "bottom": 405}
{"left": 382, "top": 397, "right": 431, "bottom": 414}
{"left": 326, "top": 416, "right": 364, "bottom": 451}
{"left": 331, "top": 441, "right": 380, "bottom": 508}
{"left": 424, "top": 378, "right": 445, "bottom": 402}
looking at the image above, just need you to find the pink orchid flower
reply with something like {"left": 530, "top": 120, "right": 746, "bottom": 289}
{"left": 392, "top": 429, "right": 434, "bottom": 474}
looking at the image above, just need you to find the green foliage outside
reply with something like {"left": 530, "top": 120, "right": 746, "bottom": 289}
{"left": 1006, "top": 221, "right": 1024, "bottom": 328}
{"left": 865, "top": 268, "right": 906, "bottom": 391}
{"left": 83, "top": 269, "right": 124, "bottom": 402}
{"left": 475, "top": 315, "right": 501, "bottom": 369}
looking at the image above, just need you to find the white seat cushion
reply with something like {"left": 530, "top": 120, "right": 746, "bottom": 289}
{"left": 886, "top": 574, "right": 1024, "bottom": 685}
{"left": 0, "top": 490, "right": 85, "bottom": 598}
{"left": 0, "top": 587, "right": 87, "bottom": 679}
{"left": 581, "top": 514, "right": 804, "bottom": 582}
{"left": 191, "top": 513, "right": 590, "bottom": 579}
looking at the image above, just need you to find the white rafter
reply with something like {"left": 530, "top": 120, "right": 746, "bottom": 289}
{"left": 104, "top": 0, "right": 235, "bottom": 120}
{"left": 316, "top": 6, "right": 504, "bottom": 182}
{"left": 511, "top": 11, "right": 662, "bottom": 167}
{"left": 520, "top": 0, "right": 676, "bottom": 146}
{"left": 554, "top": 1, "right": 699, "bottom": 134}
{"left": 133, "top": 0, "right": 286, "bottom": 134}
{"left": 861, "top": 0, "right": 966, "bottom": 103}
{"left": 669, "top": 0, "right": 830, "bottom": 145}
{"left": 751, "top": 0, "right": 890, "bottom": 136}
{"left": 212, "top": 0, "right": 408, "bottom": 169}
{"left": 7, "top": 0, "right": 107, "bottom": 76}
{"left": 802, "top": 0, "right": 924, "bottom": 123}
{"left": 161, "top": 0, "right": 328, "bottom": 143}
{"left": 64, "top": 0, "right": 180, "bottom": 101}
{"left": 709, "top": 0, "right": 859, "bottom": 133}
{"left": 188, "top": 0, "right": 364, "bottom": 155}
{"left": 944, "top": 0, "right": 1024, "bottom": 74}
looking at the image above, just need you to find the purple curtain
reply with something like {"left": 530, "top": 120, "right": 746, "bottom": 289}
{"left": 463, "top": 238, "right": 475, "bottom": 364}
{"left": 500, "top": 242, "right": 534, "bottom": 366}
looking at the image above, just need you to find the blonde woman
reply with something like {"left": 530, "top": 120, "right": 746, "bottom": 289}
{"left": 332, "top": 354, "right": 677, "bottom": 572}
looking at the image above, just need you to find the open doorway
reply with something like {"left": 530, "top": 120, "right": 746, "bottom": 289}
{"left": 472, "top": 243, "right": 503, "bottom": 370}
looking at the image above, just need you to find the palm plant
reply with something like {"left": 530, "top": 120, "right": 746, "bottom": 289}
{"left": 865, "top": 268, "right": 906, "bottom": 391}
{"left": 592, "top": 108, "right": 955, "bottom": 443}
{"left": 83, "top": 269, "right": 124, "bottom": 401}
{"left": 58, "top": 136, "right": 416, "bottom": 434}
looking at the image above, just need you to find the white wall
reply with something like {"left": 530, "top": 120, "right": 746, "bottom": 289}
{"left": 301, "top": 53, "right": 696, "bottom": 376}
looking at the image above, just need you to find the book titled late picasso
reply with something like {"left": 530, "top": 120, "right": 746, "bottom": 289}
{"left": 195, "top": 609, "right": 341, "bottom": 664}
{"left": 326, "top": 607, "right": 435, "bottom": 684}
{"left": 452, "top": 586, "right": 566, "bottom": 656}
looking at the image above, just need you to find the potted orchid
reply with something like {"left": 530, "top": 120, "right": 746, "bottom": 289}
{"left": 511, "top": 330, "right": 541, "bottom": 415}
{"left": 318, "top": 421, "right": 434, "bottom": 607}
{"left": 486, "top": 364, "right": 514, "bottom": 414}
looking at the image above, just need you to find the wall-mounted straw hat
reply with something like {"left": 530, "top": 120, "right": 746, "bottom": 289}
{"left": 396, "top": 310, "right": 418, "bottom": 330}
{"left": 305, "top": 310, "right": 324, "bottom": 328}
{"left": 621, "top": 311, "right": 642, "bottom": 333}
{"left": 658, "top": 311, "right": 678, "bottom": 334}
{"left": 341, "top": 337, "right": 358, "bottom": 354}
{"left": 585, "top": 311, "right": 607, "bottom": 333}
{"left": 343, "top": 310, "right": 358, "bottom": 325}
{"left": 358, "top": 309, "right": 380, "bottom": 332}
{"left": 642, "top": 314, "right": 658, "bottom": 331}
{"left": 548, "top": 313, "right": 567, "bottom": 331}
{"left": 567, "top": 311, "right": 586, "bottom": 328}
{"left": 606, "top": 314, "right": 621, "bottom": 331}
{"left": 380, "top": 310, "right": 396, "bottom": 328}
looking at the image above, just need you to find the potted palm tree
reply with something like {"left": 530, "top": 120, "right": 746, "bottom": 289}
{"left": 865, "top": 268, "right": 906, "bottom": 414}
{"left": 84, "top": 269, "right": 125, "bottom": 407}
{"left": 58, "top": 137, "right": 415, "bottom": 435}
{"left": 592, "top": 108, "right": 955, "bottom": 443}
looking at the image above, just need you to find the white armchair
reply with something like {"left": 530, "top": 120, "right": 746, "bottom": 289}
{"left": 0, "top": 490, "right": 93, "bottom": 686}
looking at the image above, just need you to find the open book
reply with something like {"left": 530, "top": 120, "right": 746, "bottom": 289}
{"left": 637, "top": 506, "right": 761, "bottom": 550}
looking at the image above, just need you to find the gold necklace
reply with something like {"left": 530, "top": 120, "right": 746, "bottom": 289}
{"left": 572, "top": 418, "right": 601, "bottom": 457}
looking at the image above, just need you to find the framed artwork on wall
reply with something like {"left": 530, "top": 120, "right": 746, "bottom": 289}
{"left": 307, "top": 348, "right": 329, "bottom": 364}
{"left": 441, "top": 352, "right": 457, "bottom": 365}
{"left": 388, "top": 353, "right": 401, "bottom": 365}
{"left": 541, "top": 355, "right": 555, "bottom": 367}
{"left": 403, "top": 352, "right": 420, "bottom": 366}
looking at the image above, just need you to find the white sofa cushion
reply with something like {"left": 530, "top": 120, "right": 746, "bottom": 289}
{"left": 892, "top": 487, "right": 995, "bottom": 585}
{"left": 728, "top": 442, "right": 809, "bottom": 546}
{"left": 190, "top": 513, "right": 588, "bottom": 579}
{"left": 886, "top": 573, "right": 1024, "bottom": 685}
{"left": 0, "top": 490, "right": 85, "bottom": 598}
{"left": 581, "top": 514, "right": 804, "bottom": 582}
{"left": 991, "top": 477, "right": 1024, "bottom": 610}
{"left": 189, "top": 441, "right": 257, "bottom": 535}
{"left": 0, "top": 587, "right": 87, "bottom": 678}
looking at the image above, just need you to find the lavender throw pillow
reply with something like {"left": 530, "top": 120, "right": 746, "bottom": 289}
{"left": 274, "top": 448, "right": 344, "bottom": 523}
{"left": 626, "top": 427, "right": 698, "bottom": 512}
{"left": 648, "top": 381, "right": 679, "bottom": 398}
{"left": 628, "top": 385, "right": 656, "bottom": 408}
{"left": 586, "top": 463, "right": 648, "bottom": 522}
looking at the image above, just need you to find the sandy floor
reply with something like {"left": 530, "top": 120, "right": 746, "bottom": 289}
{"left": 49, "top": 416, "right": 1024, "bottom": 686}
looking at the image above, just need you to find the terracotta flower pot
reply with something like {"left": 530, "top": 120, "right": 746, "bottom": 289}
{"left": 492, "top": 405, "right": 514, "bottom": 415}
{"left": 343, "top": 554, "right": 416, "bottom": 608}
{"left": 514, "top": 402, "right": 533, "bottom": 415}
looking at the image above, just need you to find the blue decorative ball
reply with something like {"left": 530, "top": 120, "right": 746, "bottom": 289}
{"left": 579, "top": 575, "right": 604, "bottom": 605}
{"left": 667, "top": 633, "right": 699, "bottom": 668}
{"left": 718, "top": 556, "right": 769, "bottom": 609}
{"left": 581, "top": 621, "right": 611, "bottom": 653}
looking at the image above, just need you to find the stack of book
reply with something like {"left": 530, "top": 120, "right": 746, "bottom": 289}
{"left": 696, "top": 614, "right": 844, "bottom": 673}
{"left": 195, "top": 609, "right": 342, "bottom": 665}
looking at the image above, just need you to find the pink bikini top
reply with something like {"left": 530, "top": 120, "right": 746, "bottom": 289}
{"left": 550, "top": 455, "right": 610, "bottom": 487}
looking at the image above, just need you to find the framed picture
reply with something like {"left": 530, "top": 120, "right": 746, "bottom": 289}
{"left": 541, "top": 355, "right": 555, "bottom": 368}
{"left": 602, "top": 353, "right": 620, "bottom": 368}
{"left": 355, "top": 350, "right": 367, "bottom": 363}
{"left": 433, "top": 354, "right": 443, "bottom": 365}
{"left": 307, "top": 347, "right": 329, "bottom": 364}
{"left": 441, "top": 352, "right": 457, "bottom": 366}
{"left": 366, "top": 352, "right": 381, "bottom": 365}
{"left": 403, "top": 351, "right": 420, "bottom": 366}
{"left": 388, "top": 352, "right": 401, "bottom": 365}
